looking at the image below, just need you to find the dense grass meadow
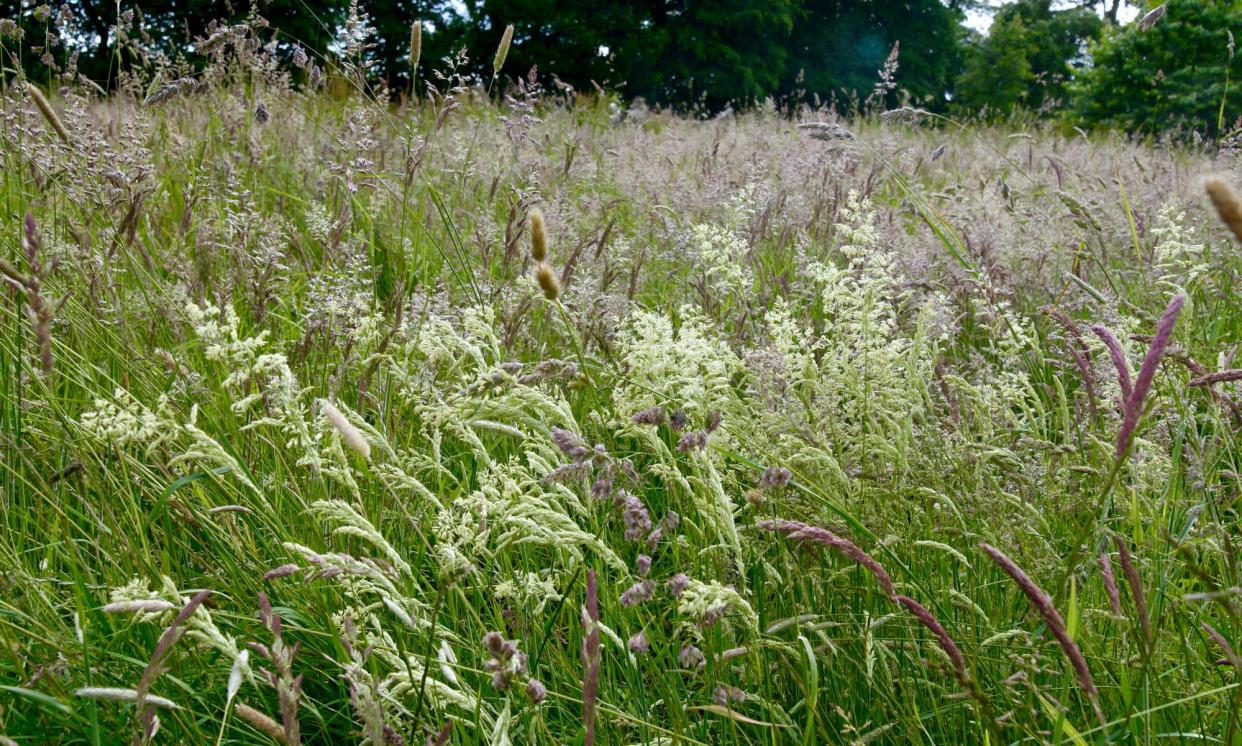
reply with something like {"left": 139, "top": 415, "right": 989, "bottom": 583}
{"left": 7, "top": 29, "right": 1242, "bottom": 746}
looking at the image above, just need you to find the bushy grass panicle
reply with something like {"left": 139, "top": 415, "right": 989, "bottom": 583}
{"left": 5, "top": 33, "right": 1242, "bottom": 743}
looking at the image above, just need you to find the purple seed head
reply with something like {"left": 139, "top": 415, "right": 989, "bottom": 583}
{"left": 759, "top": 466, "right": 793, "bottom": 489}
{"left": 632, "top": 406, "right": 666, "bottom": 426}
{"left": 525, "top": 678, "right": 547, "bottom": 704}
{"left": 1116, "top": 294, "right": 1185, "bottom": 459}
{"left": 620, "top": 579, "right": 655, "bottom": 607}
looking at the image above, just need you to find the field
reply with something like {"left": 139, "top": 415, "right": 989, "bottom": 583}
{"left": 4, "top": 40, "right": 1242, "bottom": 745}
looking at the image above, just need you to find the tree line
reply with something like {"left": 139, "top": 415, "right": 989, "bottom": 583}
{"left": 3, "top": 0, "right": 1240, "bottom": 134}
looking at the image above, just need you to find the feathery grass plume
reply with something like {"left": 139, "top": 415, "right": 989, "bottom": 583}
{"left": 1098, "top": 553, "right": 1122, "bottom": 617}
{"left": 526, "top": 678, "right": 547, "bottom": 704}
{"left": 263, "top": 564, "right": 299, "bottom": 581}
{"left": 1116, "top": 294, "right": 1185, "bottom": 458}
{"left": 409, "top": 21, "right": 422, "bottom": 71}
{"left": 798, "top": 121, "right": 855, "bottom": 141}
{"left": 1044, "top": 306, "right": 1098, "bottom": 417}
{"left": 980, "top": 543, "right": 1103, "bottom": 724}
{"left": 1114, "top": 535, "right": 1151, "bottom": 648}
{"left": 482, "top": 631, "right": 528, "bottom": 690}
{"left": 1090, "top": 324, "right": 1132, "bottom": 405}
{"left": 135, "top": 590, "right": 212, "bottom": 741}
{"left": 759, "top": 466, "right": 792, "bottom": 489}
{"left": 143, "top": 77, "right": 202, "bottom": 107}
{"left": 1190, "top": 369, "right": 1242, "bottom": 387}
{"left": 759, "top": 519, "right": 896, "bottom": 601}
{"left": 26, "top": 82, "right": 69, "bottom": 143}
{"left": 102, "top": 600, "right": 176, "bottom": 614}
{"left": 1204, "top": 176, "right": 1242, "bottom": 245}
{"left": 534, "top": 261, "right": 560, "bottom": 300}
{"left": 75, "top": 688, "right": 179, "bottom": 709}
{"left": 318, "top": 399, "right": 371, "bottom": 460}
{"left": 1202, "top": 622, "right": 1241, "bottom": 667}
{"left": 583, "top": 569, "right": 600, "bottom": 746}
{"left": 631, "top": 406, "right": 666, "bottom": 426}
{"left": 529, "top": 208, "right": 548, "bottom": 261}
{"left": 493, "top": 24, "right": 514, "bottom": 74}
{"left": 234, "top": 702, "right": 287, "bottom": 743}
{"left": 1136, "top": 3, "right": 1166, "bottom": 30}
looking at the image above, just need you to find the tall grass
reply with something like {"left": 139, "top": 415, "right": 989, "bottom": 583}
{"left": 2, "top": 11, "right": 1242, "bottom": 745}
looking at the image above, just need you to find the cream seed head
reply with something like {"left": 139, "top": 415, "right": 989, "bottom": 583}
{"left": 529, "top": 208, "right": 547, "bottom": 261}
{"left": 535, "top": 261, "right": 560, "bottom": 300}
{"left": 318, "top": 399, "right": 371, "bottom": 460}
{"left": 409, "top": 20, "right": 422, "bottom": 71}
{"left": 493, "top": 24, "right": 514, "bottom": 74}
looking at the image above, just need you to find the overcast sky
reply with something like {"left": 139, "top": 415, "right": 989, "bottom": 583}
{"left": 964, "top": 1, "right": 1140, "bottom": 32}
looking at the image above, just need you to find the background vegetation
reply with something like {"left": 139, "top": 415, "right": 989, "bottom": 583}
{"left": 2, "top": 0, "right": 1242, "bottom": 133}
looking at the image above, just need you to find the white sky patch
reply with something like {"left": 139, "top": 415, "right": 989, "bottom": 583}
{"left": 966, "top": 1, "right": 1139, "bottom": 33}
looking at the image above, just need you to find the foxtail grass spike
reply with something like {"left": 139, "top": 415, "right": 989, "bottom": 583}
{"left": 1116, "top": 294, "right": 1185, "bottom": 459}
{"left": 26, "top": 83, "right": 69, "bottom": 143}
{"left": 409, "top": 21, "right": 422, "bottom": 72}
{"left": 1205, "top": 176, "right": 1242, "bottom": 245}
{"left": 981, "top": 543, "right": 1103, "bottom": 724}
{"left": 493, "top": 24, "right": 514, "bottom": 74}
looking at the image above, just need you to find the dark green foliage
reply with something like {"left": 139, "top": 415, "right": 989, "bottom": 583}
{"left": 1073, "top": 0, "right": 1242, "bottom": 133}
{"left": 0, "top": 1, "right": 348, "bottom": 87}
{"left": 6, "top": 0, "right": 1241, "bottom": 130}
{"left": 782, "top": 0, "right": 965, "bottom": 110}
{"left": 955, "top": 0, "right": 1102, "bottom": 114}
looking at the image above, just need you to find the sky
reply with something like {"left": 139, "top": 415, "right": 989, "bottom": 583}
{"left": 965, "top": 1, "right": 1140, "bottom": 32}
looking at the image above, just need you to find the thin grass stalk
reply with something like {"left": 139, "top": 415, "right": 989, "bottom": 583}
{"left": 1099, "top": 553, "right": 1122, "bottom": 617}
{"left": 1114, "top": 535, "right": 1152, "bottom": 650}
{"left": 583, "top": 569, "right": 600, "bottom": 746}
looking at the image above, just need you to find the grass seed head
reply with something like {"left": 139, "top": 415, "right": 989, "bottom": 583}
{"left": 493, "top": 24, "right": 514, "bottom": 74}
{"left": 318, "top": 399, "right": 371, "bottom": 460}
{"left": 409, "top": 21, "right": 422, "bottom": 71}
{"left": 26, "top": 83, "right": 70, "bottom": 143}
{"left": 529, "top": 208, "right": 548, "bottom": 261}
{"left": 1205, "top": 176, "right": 1242, "bottom": 245}
{"left": 535, "top": 261, "right": 560, "bottom": 300}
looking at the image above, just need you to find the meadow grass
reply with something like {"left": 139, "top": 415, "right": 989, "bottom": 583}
{"left": 2, "top": 27, "right": 1242, "bottom": 745}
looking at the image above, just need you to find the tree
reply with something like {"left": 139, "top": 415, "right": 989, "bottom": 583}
{"left": 425, "top": 0, "right": 796, "bottom": 112}
{"left": 954, "top": 14, "right": 1034, "bottom": 113}
{"left": 619, "top": 0, "right": 797, "bottom": 111}
{"left": 1073, "top": 0, "right": 1242, "bottom": 134}
{"left": 954, "top": 0, "right": 1101, "bottom": 114}
{"left": 781, "top": 0, "right": 964, "bottom": 111}
{"left": 2, "top": 0, "right": 348, "bottom": 88}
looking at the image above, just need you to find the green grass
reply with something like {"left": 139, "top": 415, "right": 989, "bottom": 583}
{"left": 2, "top": 53, "right": 1242, "bottom": 745}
